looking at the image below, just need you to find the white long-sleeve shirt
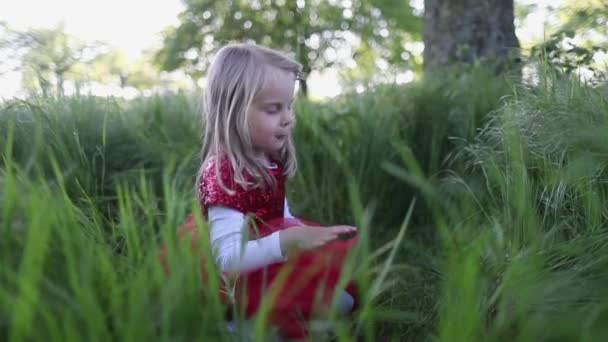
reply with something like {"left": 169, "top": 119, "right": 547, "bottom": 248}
{"left": 208, "top": 198, "right": 296, "bottom": 273}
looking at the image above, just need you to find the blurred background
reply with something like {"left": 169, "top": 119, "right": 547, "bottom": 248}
{"left": 3, "top": 1, "right": 608, "bottom": 341}
{"left": 1, "top": 0, "right": 605, "bottom": 101}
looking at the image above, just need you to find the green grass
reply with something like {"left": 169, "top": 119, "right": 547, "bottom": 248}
{"left": 2, "top": 66, "right": 608, "bottom": 341}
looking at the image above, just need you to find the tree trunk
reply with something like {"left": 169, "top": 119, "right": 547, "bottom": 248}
{"left": 75, "top": 81, "right": 82, "bottom": 97}
{"left": 423, "top": 0, "right": 519, "bottom": 71}
{"left": 57, "top": 74, "right": 64, "bottom": 96}
{"left": 37, "top": 71, "right": 50, "bottom": 97}
{"left": 298, "top": 77, "right": 308, "bottom": 97}
{"left": 294, "top": 2, "right": 309, "bottom": 97}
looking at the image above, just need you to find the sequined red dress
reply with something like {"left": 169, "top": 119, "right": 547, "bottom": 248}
{"left": 196, "top": 158, "right": 359, "bottom": 338}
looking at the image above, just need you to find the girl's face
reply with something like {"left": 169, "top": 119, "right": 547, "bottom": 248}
{"left": 248, "top": 67, "right": 296, "bottom": 161}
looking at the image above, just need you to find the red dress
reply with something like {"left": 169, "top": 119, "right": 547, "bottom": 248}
{"left": 162, "top": 158, "right": 358, "bottom": 338}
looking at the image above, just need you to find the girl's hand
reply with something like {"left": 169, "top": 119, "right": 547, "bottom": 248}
{"left": 279, "top": 225, "right": 357, "bottom": 256}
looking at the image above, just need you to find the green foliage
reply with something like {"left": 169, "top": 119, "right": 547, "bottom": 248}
{"left": 155, "top": 0, "right": 421, "bottom": 89}
{"left": 0, "top": 66, "right": 505, "bottom": 341}
{"left": 292, "top": 66, "right": 510, "bottom": 229}
{"left": 0, "top": 95, "right": 200, "bottom": 221}
{"left": 559, "top": 0, "right": 608, "bottom": 38}
{"left": 3, "top": 66, "right": 608, "bottom": 341}
{"left": 0, "top": 24, "right": 168, "bottom": 97}
{"left": 530, "top": 29, "right": 607, "bottom": 74}
{"left": 90, "top": 49, "right": 167, "bottom": 92}
{"left": 434, "top": 67, "right": 608, "bottom": 341}
{"left": 0, "top": 23, "right": 105, "bottom": 97}
{"left": 528, "top": 0, "right": 608, "bottom": 76}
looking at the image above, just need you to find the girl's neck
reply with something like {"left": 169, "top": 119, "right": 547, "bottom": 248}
{"left": 252, "top": 151, "right": 278, "bottom": 169}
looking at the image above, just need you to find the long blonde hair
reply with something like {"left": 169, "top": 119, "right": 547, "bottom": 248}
{"left": 197, "top": 43, "right": 302, "bottom": 193}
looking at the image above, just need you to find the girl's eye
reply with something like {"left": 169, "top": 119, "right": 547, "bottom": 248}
{"left": 266, "top": 105, "right": 280, "bottom": 114}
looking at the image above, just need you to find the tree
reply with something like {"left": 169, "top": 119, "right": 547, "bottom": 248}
{"left": 121, "top": 51, "right": 167, "bottom": 93}
{"left": 89, "top": 49, "right": 130, "bottom": 88}
{"left": 0, "top": 23, "right": 104, "bottom": 96}
{"left": 155, "top": 0, "right": 421, "bottom": 96}
{"left": 527, "top": 1, "right": 608, "bottom": 76}
{"left": 558, "top": 0, "right": 608, "bottom": 38}
{"left": 423, "top": 0, "right": 520, "bottom": 72}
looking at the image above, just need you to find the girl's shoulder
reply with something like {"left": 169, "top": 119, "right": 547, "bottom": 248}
{"left": 198, "top": 155, "right": 287, "bottom": 216}
{"left": 198, "top": 157, "right": 247, "bottom": 211}
{"left": 202, "top": 156, "right": 231, "bottom": 176}
{"left": 203, "top": 155, "right": 285, "bottom": 184}
{"left": 200, "top": 156, "right": 237, "bottom": 191}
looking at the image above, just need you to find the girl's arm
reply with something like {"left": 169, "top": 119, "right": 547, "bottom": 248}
{"left": 208, "top": 206, "right": 286, "bottom": 273}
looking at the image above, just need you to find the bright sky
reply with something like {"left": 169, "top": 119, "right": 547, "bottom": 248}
{"left": 0, "top": 0, "right": 562, "bottom": 99}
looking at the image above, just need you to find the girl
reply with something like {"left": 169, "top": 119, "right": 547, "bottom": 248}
{"left": 180, "top": 43, "right": 358, "bottom": 339}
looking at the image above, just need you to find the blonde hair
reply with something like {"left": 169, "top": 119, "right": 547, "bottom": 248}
{"left": 197, "top": 43, "right": 303, "bottom": 193}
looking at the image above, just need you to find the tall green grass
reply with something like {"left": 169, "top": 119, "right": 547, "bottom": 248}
{"left": 2, "top": 66, "right": 608, "bottom": 341}
{"left": 409, "top": 67, "right": 608, "bottom": 341}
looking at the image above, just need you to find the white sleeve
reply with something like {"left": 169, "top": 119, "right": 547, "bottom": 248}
{"left": 208, "top": 206, "right": 286, "bottom": 273}
{"left": 284, "top": 197, "right": 295, "bottom": 218}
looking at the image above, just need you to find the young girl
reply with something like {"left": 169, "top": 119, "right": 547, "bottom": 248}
{"left": 180, "top": 43, "right": 358, "bottom": 339}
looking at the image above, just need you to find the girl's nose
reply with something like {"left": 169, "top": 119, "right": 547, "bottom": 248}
{"left": 281, "top": 112, "right": 294, "bottom": 127}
